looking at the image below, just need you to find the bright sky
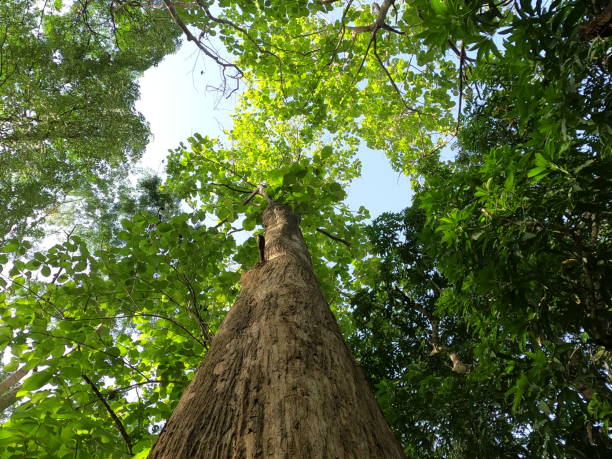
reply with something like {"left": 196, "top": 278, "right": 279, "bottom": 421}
{"left": 135, "top": 41, "right": 413, "bottom": 219}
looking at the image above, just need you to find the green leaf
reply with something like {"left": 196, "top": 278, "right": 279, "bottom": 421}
{"left": 242, "top": 217, "right": 257, "bottom": 231}
{"left": 21, "top": 369, "right": 54, "bottom": 392}
{"left": 527, "top": 166, "right": 547, "bottom": 178}
{"left": 320, "top": 145, "right": 333, "bottom": 160}
{"left": 431, "top": 0, "right": 448, "bottom": 14}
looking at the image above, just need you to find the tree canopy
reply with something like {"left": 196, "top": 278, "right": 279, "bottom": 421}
{"left": 0, "top": 0, "right": 179, "bottom": 241}
{"left": 1, "top": 1, "right": 610, "bottom": 457}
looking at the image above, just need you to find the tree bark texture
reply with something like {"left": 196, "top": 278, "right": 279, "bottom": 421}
{"left": 149, "top": 201, "right": 404, "bottom": 458}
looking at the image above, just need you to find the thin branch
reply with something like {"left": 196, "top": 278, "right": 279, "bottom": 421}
{"left": 425, "top": 134, "right": 457, "bottom": 157}
{"left": 82, "top": 374, "right": 132, "bottom": 455}
{"left": 0, "top": 273, "right": 65, "bottom": 319}
{"left": 447, "top": 39, "right": 475, "bottom": 63}
{"left": 457, "top": 42, "right": 465, "bottom": 128}
{"left": 168, "top": 264, "right": 212, "bottom": 346}
{"left": 350, "top": 0, "right": 399, "bottom": 82}
{"left": 372, "top": 36, "right": 421, "bottom": 115}
{"left": 241, "top": 188, "right": 260, "bottom": 206}
{"left": 353, "top": 35, "right": 375, "bottom": 81}
{"left": 64, "top": 313, "right": 207, "bottom": 348}
{"left": 108, "top": 379, "right": 183, "bottom": 396}
{"left": 394, "top": 287, "right": 441, "bottom": 353}
{"left": 29, "top": 330, "right": 149, "bottom": 381}
{"left": 214, "top": 217, "right": 229, "bottom": 229}
{"left": 209, "top": 182, "right": 251, "bottom": 194}
{"left": 316, "top": 228, "right": 351, "bottom": 247}
{"left": 324, "top": 0, "right": 355, "bottom": 69}
{"left": 194, "top": 0, "right": 280, "bottom": 63}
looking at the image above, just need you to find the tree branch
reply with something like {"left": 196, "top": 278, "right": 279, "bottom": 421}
{"left": 162, "top": 0, "right": 242, "bottom": 97}
{"left": 316, "top": 228, "right": 351, "bottom": 247}
{"left": 241, "top": 184, "right": 272, "bottom": 206}
{"left": 372, "top": 36, "right": 421, "bottom": 115}
{"left": 347, "top": 0, "right": 402, "bottom": 35}
{"left": 351, "top": 0, "right": 399, "bottom": 82}
{"left": 394, "top": 287, "right": 441, "bottom": 353}
{"left": 209, "top": 182, "right": 252, "bottom": 194}
{"left": 65, "top": 313, "right": 207, "bottom": 348}
{"left": 82, "top": 374, "right": 133, "bottom": 455}
{"left": 0, "top": 366, "right": 27, "bottom": 396}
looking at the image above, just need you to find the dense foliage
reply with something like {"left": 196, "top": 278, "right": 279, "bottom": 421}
{"left": 1, "top": 0, "right": 610, "bottom": 457}
{"left": 0, "top": 0, "right": 179, "bottom": 241}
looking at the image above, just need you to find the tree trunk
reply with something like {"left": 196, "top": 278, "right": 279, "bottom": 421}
{"left": 149, "top": 201, "right": 404, "bottom": 458}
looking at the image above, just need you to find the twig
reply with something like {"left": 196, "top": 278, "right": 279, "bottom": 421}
{"left": 194, "top": 0, "right": 282, "bottom": 63}
{"left": 324, "top": 0, "right": 355, "bottom": 69}
{"left": 394, "top": 287, "right": 441, "bottom": 353}
{"left": 29, "top": 330, "right": 149, "bottom": 381}
{"left": 214, "top": 217, "right": 229, "bottom": 228}
{"left": 82, "top": 374, "right": 132, "bottom": 455}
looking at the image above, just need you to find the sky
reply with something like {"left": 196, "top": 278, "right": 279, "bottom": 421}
{"left": 135, "top": 40, "right": 413, "bottom": 219}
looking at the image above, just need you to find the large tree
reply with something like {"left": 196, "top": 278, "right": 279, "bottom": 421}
{"left": 1, "top": 0, "right": 610, "bottom": 457}
{"left": 150, "top": 191, "right": 403, "bottom": 457}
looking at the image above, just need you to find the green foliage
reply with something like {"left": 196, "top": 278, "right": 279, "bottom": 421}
{"left": 1, "top": 209, "right": 237, "bottom": 457}
{"left": 1, "top": 0, "right": 611, "bottom": 457}
{"left": 346, "top": 1, "right": 612, "bottom": 456}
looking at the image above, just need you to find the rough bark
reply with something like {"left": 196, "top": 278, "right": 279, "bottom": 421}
{"left": 149, "top": 201, "right": 404, "bottom": 458}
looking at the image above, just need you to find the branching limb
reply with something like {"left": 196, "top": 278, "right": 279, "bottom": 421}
{"left": 241, "top": 184, "right": 273, "bottom": 206}
{"left": 67, "top": 312, "right": 207, "bottom": 348}
{"left": 457, "top": 42, "right": 465, "bottom": 128}
{"left": 82, "top": 374, "right": 133, "bottom": 455}
{"left": 447, "top": 39, "right": 475, "bottom": 63}
{"left": 193, "top": 0, "right": 278, "bottom": 61}
{"left": 394, "top": 287, "right": 441, "bottom": 354}
{"left": 347, "top": 0, "right": 402, "bottom": 35}
{"left": 162, "top": 0, "right": 242, "bottom": 97}
{"left": 324, "top": 0, "right": 355, "bottom": 69}
{"left": 192, "top": 0, "right": 286, "bottom": 95}
{"left": 351, "top": 0, "right": 399, "bottom": 81}
{"left": 168, "top": 264, "right": 212, "bottom": 347}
